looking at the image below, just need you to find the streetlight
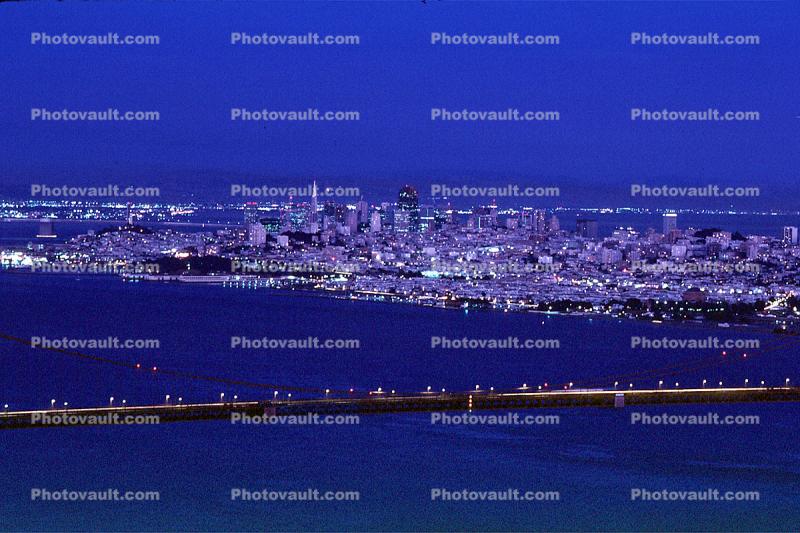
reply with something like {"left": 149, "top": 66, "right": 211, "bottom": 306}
{"left": 233, "top": 395, "right": 238, "bottom": 401}
{"left": 629, "top": 383, "right": 633, "bottom": 389}
{"left": 786, "top": 378, "right": 791, "bottom": 387}
{"left": 220, "top": 393, "right": 225, "bottom": 403}
{"left": 658, "top": 380, "right": 663, "bottom": 389}
{"left": 122, "top": 400, "right": 127, "bottom": 408}
{"left": 702, "top": 379, "right": 707, "bottom": 388}
{"left": 675, "top": 382, "right": 679, "bottom": 388}
{"left": 50, "top": 399, "right": 55, "bottom": 409}
{"left": 287, "top": 393, "right": 292, "bottom": 402}
{"left": 744, "top": 379, "right": 749, "bottom": 387}
{"left": 719, "top": 381, "right": 723, "bottom": 387}
{"left": 614, "top": 381, "right": 619, "bottom": 390}
{"left": 109, "top": 397, "right": 114, "bottom": 407}
{"left": 165, "top": 394, "right": 170, "bottom": 405}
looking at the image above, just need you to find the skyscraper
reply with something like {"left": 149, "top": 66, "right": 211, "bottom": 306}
{"left": 398, "top": 185, "right": 420, "bottom": 231}
{"left": 783, "top": 226, "right": 799, "bottom": 245}
{"left": 309, "top": 181, "right": 319, "bottom": 224}
{"left": 662, "top": 213, "right": 677, "bottom": 235}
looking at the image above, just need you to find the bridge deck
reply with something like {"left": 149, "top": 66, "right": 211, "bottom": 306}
{"left": 2, "top": 387, "right": 799, "bottom": 429}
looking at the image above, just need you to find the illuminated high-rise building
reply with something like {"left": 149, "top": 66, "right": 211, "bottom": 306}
{"left": 397, "top": 185, "right": 420, "bottom": 231}
{"left": 662, "top": 213, "right": 677, "bottom": 235}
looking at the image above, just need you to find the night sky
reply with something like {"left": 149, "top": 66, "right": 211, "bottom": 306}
{"left": 1, "top": 1, "right": 797, "bottom": 208}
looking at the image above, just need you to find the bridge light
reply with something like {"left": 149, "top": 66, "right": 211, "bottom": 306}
{"left": 760, "top": 381, "right": 765, "bottom": 386}
{"left": 441, "top": 388, "right": 446, "bottom": 393}
{"left": 569, "top": 382, "right": 573, "bottom": 388}
{"left": 109, "top": 397, "right": 114, "bottom": 406}
{"left": 220, "top": 393, "right": 224, "bottom": 403}
{"left": 614, "top": 382, "right": 618, "bottom": 389}
{"left": 63, "top": 402, "right": 68, "bottom": 408}
{"left": 745, "top": 379, "right": 749, "bottom": 386}
{"left": 675, "top": 382, "right": 679, "bottom": 388}
{"left": 233, "top": 395, "right": 238, "bottom": 401}
{"left": 629, "top": 383, "right": 633, "bottom": 389}
{"left": 122, "top": 400, "right": 126, "bottom": 406}
{"left": 50, "top": 399, "right": 55, "bottom": 409}
{"left": 475, "top": 385, "right": 480, "bottom": 391}
{"left": 702, "top": 380, "right": 707, "bottom": 387}
{"left": 287, "top": 393, "right": 292, "bottom": 401}
{"left": 325, "top": 389, "right": 330, "bottom": 396}
{"left": 786, "top": 378, "right": 790, "bottom": 386}
{"left": 165, "top": 394, "right": 170, "bottom": 404}
{"left": 152, "top": 366, "right": 157, "bottom": 372}
{"left": 719, "top": 381, "right": 723, "bottom": 387}
{"left": 658, "top": 380, "right": 663, "bottom": 389}
{"left": 391, "top": 390, "right": 396, "bottom": 394}
{"left": 427, "top": 386, "right": 432, "bottom": 392}
{"left": 178, "top": 397, "right": 183, "bottom": 404}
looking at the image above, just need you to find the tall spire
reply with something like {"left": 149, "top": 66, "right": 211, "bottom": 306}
{"left": 309, "top": 180, "right": 319, "bottom": 224}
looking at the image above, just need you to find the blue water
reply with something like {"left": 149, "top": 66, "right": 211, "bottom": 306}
{"left": 1, "top": 274, "right": 799, "bottom": 531}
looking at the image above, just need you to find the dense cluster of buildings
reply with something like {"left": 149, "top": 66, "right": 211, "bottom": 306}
{"left": 4, "top": 185, "right": 800, "bottom": 319}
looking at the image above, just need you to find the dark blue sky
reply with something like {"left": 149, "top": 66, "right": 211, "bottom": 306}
{"left": 0, "top": 1, "right": 797, "bottom": 207}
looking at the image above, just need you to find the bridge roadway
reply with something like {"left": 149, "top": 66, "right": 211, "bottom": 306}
{"left": 2, "top": 387, "right": 799, "bottom": 429}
